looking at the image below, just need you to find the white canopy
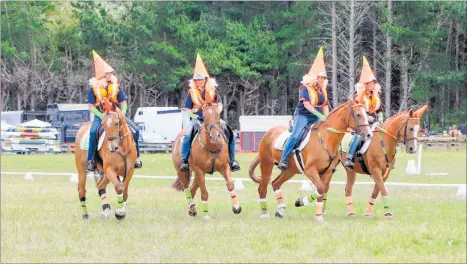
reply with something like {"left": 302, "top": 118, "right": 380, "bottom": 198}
{"left": 20, "top": 119, "right": 52, "bottom": 128}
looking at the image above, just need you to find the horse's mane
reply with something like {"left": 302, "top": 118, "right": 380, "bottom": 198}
{"left": 384, "top": 111, "right": 408, "bottom": 124}
{"left": 327, "top": 100, "right": 352, "bottom": 118}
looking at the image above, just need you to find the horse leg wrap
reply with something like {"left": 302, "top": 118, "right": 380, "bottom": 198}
{"left": 80, "top": 197, "right": 88, "bottom": 216}
{"left": 316, "top": 201, "right": 324, "bottom": 216}
{"left": 116, "top": 193, "right": 124, "bottom": 209}
{"left": 322, "top": 193, "right": 328, "bottom": 211}
{"left": 259, "top": 198, "right": 268, "bottom": 214}
{"left": 382, "top": 196, "right": 391, "bottom": 216}
{"left": 230, "top": 191, "right": 240, "bottom": 209}
{"left": 346, "top": 196, "right": 354, "bottom": 214}
{"left": 365, "top": 198, "right": 376, "bottom": 216}
{"left": 275, "top": 189, "right": 284, "bottom": 204}
{"left": 302, "top": 190, "right": 322, "bottom": 206}
{"left": 98, "top": 189, "right": 109, "bottom": 206}
{"left": 184, "top": 188, "right": 193, "bottom": 205}
{"left": 201, "top": 201, "right": 208, "bottom": 214}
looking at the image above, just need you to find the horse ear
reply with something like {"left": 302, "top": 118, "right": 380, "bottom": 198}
{"left": 408, "top": 109, "right": 414, "bottom": 118}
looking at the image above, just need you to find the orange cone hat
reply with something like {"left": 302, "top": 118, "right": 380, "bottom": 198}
{"left": 358, "top": 56, "right": 377, "bottom": 84}
{"left": 193, "top": 53, "right": 210, "bottom": 80}
{"left": 413, "top": 104, "right": 429, "bottom": 118}
{"left": 307, "top": 47, "right": 327, "bottom": 78}
{"left": 92, "top": 50, "right": 114, "bottom": 80}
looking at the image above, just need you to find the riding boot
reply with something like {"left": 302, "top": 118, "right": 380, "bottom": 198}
{"left": 180, "top": 159, "right": 189, "bottom": 172}
{"left": 86, "top": 160, "right": 96, "bottom": 172}
{"left": 277, "top": 160, "right": 288, "bottom": 171}
{"left": 344, "top": 134, "right": 361, "bottom": 168}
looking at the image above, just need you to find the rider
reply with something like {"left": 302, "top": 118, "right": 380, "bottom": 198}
{"left": 277, "top": 47, "right": 330, "bottom": 171}
{"left": 180, "top": 54, "right": 240, "bottom": 173}
{"left": 86, "top": 51, "right": 142, "bottom": 172}
{"left": 344, "top": 56, "right": 383, "bottom": 168}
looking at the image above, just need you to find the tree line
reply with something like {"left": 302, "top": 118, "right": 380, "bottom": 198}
{"left": 1, "top": 1, "right": 465, "bottom": 131}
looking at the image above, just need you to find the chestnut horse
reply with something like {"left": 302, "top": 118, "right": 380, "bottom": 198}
{"left": 248, "top": 100, "right": 372, "bottom": 221}
{"left": 336, "top": 105, "right": 429, "bottom": 219}
{"left": 172, "top": 104, "right": 241, "bottom": 219}
{"left": 74, "top": 106, "right": 137, "bottom": 220}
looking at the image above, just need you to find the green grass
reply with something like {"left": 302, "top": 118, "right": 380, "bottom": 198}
{"left": 1, "top": 149, "right": 466, "bottom": 263}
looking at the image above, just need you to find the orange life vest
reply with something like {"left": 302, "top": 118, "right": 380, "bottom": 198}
{"left": 92, "top": 83, "right": 120, "bottom": 105}
{"left": 362, "top": 93, "right": 381, "bottom": 114}
{"left": 188, "top": 87, "right": 217, "bottom": 110}
{"left": 300, "top": 86, "right": 328, "bottom": 107}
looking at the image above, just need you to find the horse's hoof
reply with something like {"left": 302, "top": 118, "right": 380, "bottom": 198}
{"left": 260, "top": 214, "right": 270, "bottom": 219}
{"left": 203, "top": 215, "right": 211, "bottom": 220}
{"left": 274, "top": 211, "right": 284, "bottom": 218}
{"left": 347, "top": 212, "right": 355, "bottom": 217}
{"left": 232, "top": 206, "right": 242, "bottom": 214}
{"left": 115, "top": 213, "right": 126, "bottom": 220}
{"left": 295, "top": 198, "right": 304, "bottom": 207}
{"left": 315, "top": 215, "right": 325, "bottom": 222}
{"left": 188, "top": 210, "right": 197, "bottom": 217}
{"left": 101, "top": 208, "right": 111, "bottom": 219}
{"left": 384, "top": 212, "right": 393, "bottom": 219}
{"left": 82, "top": 214, "right": 89, "bottom": 220}
{"left": 364, "top": 213, "right": 372, "bottom": 217}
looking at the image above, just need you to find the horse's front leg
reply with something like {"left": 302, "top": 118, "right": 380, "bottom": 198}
{"left": 96, "top": 175, "right": 111, "bottom": 219}
{"left": 344, "top": 166, "right": 357, "bottom": 216}
{"left": 220, "top": 167, "right": 242, "bottom": 215}
{"left": 105, "top": 167, "right": 126, "bottom": 220}
{"left": 295, "top": 166, "right": 326, "bottom": 221}
{"left": 194, "top": 169, "right": 210, "bottom": 220}
{"left": 121, "top": 168, "right": 134, "bottom": 217}
{"left": 367, "top": 173, "right": 392, "bottom": 219}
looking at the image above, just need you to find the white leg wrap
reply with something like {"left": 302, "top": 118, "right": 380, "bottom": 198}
{"left": 302, "top": 197, "right": 311, "bottom": 206}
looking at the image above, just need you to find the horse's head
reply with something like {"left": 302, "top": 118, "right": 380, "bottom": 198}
{"left": 399, "top": 104, "right": 428, "bottom": 153}
{"left": 102, "top": 108, "right": 123, "bottom": 153}
{"left": 202, "top": 103, "right": 221, "bottom": 144}
{"left": 347, "top": 100, "right": 373, "bottom": 141}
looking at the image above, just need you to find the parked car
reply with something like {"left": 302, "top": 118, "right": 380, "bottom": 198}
{"left": 139, "top": 132, "right": 172, "bottom": 153}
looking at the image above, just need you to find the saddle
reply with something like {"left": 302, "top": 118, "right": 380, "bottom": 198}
{"left": 274, "top": 123, "right": 314, "bottom": 151}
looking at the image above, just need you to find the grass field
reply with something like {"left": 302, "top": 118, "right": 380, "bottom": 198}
{"left": 1, "top": 148, "right": 466, "bottom": 263}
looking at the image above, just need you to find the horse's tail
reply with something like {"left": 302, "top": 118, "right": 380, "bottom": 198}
{"left": 172, "top": 171, "right": 190, "bottom": 192}
{"left": 248, "top": 155, "right": 261, "bottom": 184}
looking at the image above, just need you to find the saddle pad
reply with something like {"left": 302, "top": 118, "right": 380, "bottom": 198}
{"left": 79, "top": 128, "right": 106, "bottom": 151}
{"left": 341, "top": 133, "right": 353, "bottom": 153}
{"left": 273, "top": 124, "right": 314, "bottom": 151}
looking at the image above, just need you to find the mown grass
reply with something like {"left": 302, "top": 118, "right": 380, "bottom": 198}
{"left": 1, "top": 174, "right": 465, "bottom": 263}
{"left": 1, "top": 149, "right": 466, "bottom": 263}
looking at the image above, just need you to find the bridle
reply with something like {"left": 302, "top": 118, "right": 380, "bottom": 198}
{"left": 346, "top": 102, "right": 371, "bottom": 136}
{"left": 104, "top": 111, "right": 129, "bottom": 152}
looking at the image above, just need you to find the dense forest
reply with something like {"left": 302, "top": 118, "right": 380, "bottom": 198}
{"left": 1, "top": 1, "right": 465, "bottom": 131}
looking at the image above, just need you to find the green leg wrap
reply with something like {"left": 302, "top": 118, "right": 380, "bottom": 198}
{"left": 382, "top": 196, "right": 390, "bottom": 210}
{"left": 260, "top": 199, "right": 268, "bottom": 214}
{"left": 80, "top": 201, "right": 88, "bottom": 215}
{"left": 116, "top": 194, "right": 124, "bottom": 209}
{"left": 202, "top": 201, "right": 208, "bottom": 215}
{"left": 184, "top": 188, "right": 193, "bottom": 205}
{"left": 307, "top": 192, "right": 320, "bottom": 203}
{"left": 323, "top": 193, "right": 328, "bottom": 210}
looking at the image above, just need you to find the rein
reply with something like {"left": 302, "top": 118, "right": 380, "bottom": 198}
{"left": 196, "top": 109, "right": 224, "bottom": 174}
{"left": 104, "top": 111, "right": 132, "bottom": 182}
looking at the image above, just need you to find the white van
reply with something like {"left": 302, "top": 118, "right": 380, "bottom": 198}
{"left": 133, "top": 107, "right": 191, "bottom": 142}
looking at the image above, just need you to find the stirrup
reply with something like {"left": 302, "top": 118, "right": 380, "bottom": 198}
{"left": 134, "top": 159, "right": 142, "bottom": 169}
{"left": 86, "top": 160, "right": 96, "bottom": 172}
{"left": 344, "top": 159, "right": 355, "bottom": 168}
{"left": 230, "top": 160, "right": 240, "bottom": 172}
{"left": 180, "top": 160, "right": 189, "bottom": 172}
{"left": 277, "top": 162, "right": 288, "bottom": 171}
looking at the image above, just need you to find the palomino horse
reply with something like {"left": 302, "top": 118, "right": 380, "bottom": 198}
{"left": 248, "top": 100, "right": 372, "bottom": 221}
{"left": 172, "top": 103, "right": 241, "bottom": 219}
{"left": 338, "top": 105, "right": 429, "bottom": 218}
{"left": 74, "top": 105, "right": 137, "bottom": 220}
